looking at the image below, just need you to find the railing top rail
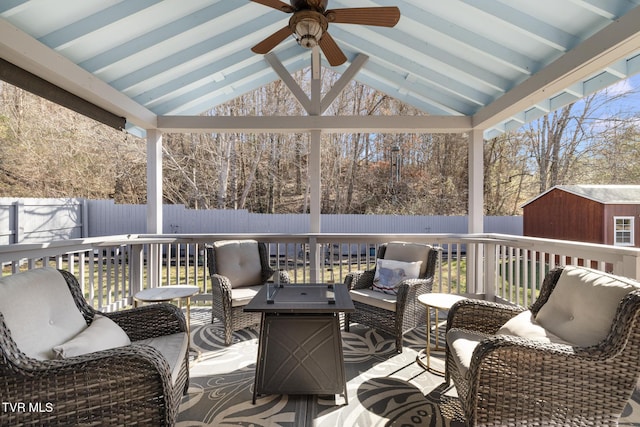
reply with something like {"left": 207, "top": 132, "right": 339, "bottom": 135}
{"left": 2, "top": 232, "right": 640, "bottom": 264}
{"left": 150, "top": 233, "right": 640, "bottom": 254}
{"left": 485, "top": 233, "right": 640, "bottom": 257}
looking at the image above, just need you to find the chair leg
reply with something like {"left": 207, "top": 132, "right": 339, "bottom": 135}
{"left": 395, "top": 335, "right": 403, "bottom": 353}
{"left": 224, "top": 320, "right": 233, "bottom": 346}
{"left": 344, "top": 313, "right": 350, "bottom": 332}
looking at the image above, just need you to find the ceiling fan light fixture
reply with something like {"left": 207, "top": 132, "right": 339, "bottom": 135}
{"left": 295, "top": 18, "right": 323, "bottom": 49}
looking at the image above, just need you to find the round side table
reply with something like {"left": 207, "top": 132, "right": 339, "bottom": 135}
{"left": 416, "top": 293, "right": 466, "bottom": 375}
{"left": 134, "top": 285, "right": 200, "bottom": 356}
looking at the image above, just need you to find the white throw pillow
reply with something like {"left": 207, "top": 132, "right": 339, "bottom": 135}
{"left": 372, "top": 259, "right": 422, "bottom": 295}
{"left": 52, "top": 314, "right": 131, "bottom": 359}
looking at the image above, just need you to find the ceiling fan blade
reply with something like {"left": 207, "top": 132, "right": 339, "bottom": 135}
{"left": 251, "top": 26, "right": 293, "bottom": 54}
{"left": 326, "top": 7, "right": 401, "bottom": 27}
{"left": 250, "top": 0, "right": 294, "bottom": 13}
{"left": 319, "top": 32, "right": 347, "bottom": 66}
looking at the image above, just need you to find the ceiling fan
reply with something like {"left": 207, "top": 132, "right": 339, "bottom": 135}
{"left": 250, "top": 0, "right": 400, "bottom": 66}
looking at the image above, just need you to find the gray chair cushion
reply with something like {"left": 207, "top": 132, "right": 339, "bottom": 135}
{"left": 349, "top": 288, "right": 396, "bottom": 311}
{"left": 213, "top": 240, "right": 263, "bottom": 288}
{"left": 536, "top": 266, "right": 639, "bottom": 346}
{"left": 446, "top": 328, "right": 488, "bottom": 380}
{"left": 230, "top": 285, "right": 263, "bottom": 307}
{"left": 0, "top": 267, "right": 87, "bottom": 360}
{"left": 135, "top": 332, "right": 188, "bottom": 386}
{"left": 384, "top": 242, "right": 432, "bottom": 277}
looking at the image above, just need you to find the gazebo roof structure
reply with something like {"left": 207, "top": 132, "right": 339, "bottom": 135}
{"left": 1, "top": 0, "right": 640, "bottom": 138}
{"left": 2, "top": 1, "right": 640, "bottom": 256}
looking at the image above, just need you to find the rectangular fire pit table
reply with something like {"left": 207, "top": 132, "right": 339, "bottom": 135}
{"left": 244, "top": 283, "right": 355, "bottom": 404}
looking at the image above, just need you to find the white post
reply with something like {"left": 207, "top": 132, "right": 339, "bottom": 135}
{"left": 468, "top": 128, "right": 484, "bottom": 294}
{"left": 147, "top": 129, "right": 163, "bottom": 287}
{"left": 308, "top": 50, "right": 322, "bottom": 283}
{"left": 309, "top": 129, "right": 322, "bottom": 282}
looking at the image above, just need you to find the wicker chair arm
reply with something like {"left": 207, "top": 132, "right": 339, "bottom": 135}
{"left": 104, "top": 303, "right": 186, "bottom": 342}
{"left": 462, "top": 332, "right": 620, "bottom": 426}
{"left": 345, "top": 270, "right": 376, "bottom": 290}
{"left": 395, "top": 277, "right": 434, "bottom": 302}
{"left": 2, "top": 345, "right": 176, "bottom": 426}
{"left": 274, "top": 269, "right": 291, "bottom": 284}
{"left": 446, "top": 299, "right": 525, "bottom": 335}
{"left": 471, "top": 332, "right": 588, "bottom": 364}
{"left": 211, "top": 274, "right": 233, "bottom": 299}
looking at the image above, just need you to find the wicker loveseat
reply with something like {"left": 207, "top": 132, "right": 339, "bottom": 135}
{"left": 206, "top": 240, "right": 290, "bottom": 345}
{"left": 0, "top": 267, "right": 189, "bottom": 426}
{"left": 446, "top": 265, "right": 640, "bottom": 426}
{"left": 344, "top": 242, "right": 438, "bottom": 353}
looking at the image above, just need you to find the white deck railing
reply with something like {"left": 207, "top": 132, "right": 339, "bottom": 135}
{"left": 1, "top": 233, "right": 639, "bottom": 312}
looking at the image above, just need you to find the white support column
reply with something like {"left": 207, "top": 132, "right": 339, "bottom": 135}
{"left": 146, "top": 129, "right": 163, "bottom": 287}
{"left": 467, "top": 129, "right": 485, "bottom": 294}
{"left": 308, "top": 49, "right": 322, "bottom": 282}
{"left": 468, "top": 128, "right": 484, "bottom": 234}
{"left": 309, "top": 128, "right": 322, "bottom": 282}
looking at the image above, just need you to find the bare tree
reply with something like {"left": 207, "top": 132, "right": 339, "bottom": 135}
{"left": 484, "top": 133, "right": 533, "bottom": 215}
{"left": 522, "top": 85, "right": 639, "bottom": 193}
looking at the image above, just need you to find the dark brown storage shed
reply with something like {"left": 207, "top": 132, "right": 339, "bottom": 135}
{"left": 522, "top": 185, "right": 640, "bottom": 247}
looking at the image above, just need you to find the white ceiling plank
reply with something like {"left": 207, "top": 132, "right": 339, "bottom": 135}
{"left": 106, "top": 9, "right": 271, "bottom": 92}
{"left": 133, "top": 49, "right": 258, "bottom": 107}
{"left": 566, "top": 0, "right": 624, "bottom": 19}
{"left": 340, "top": 25, "right": 511, "bottom": 93}
{"left": 330, "top": 26, "right": 510, "bottom": 93}
{"left": 2, "top": 1, "right": 640, "bottom": 138}
{"left": 0, "top": 18, "right": 157, "bottom": 129}
{"left": 78, "top": 0, "right": 237, "bottom": 74}
{"left": 152, "top": 47, "right": 306, "bottom": 116}
{"left": 359, "top": 62, "right": 476, "bottom": 115}
{"left": 472, "top": 5, "right": 640, "bottom": 130}
{"left": 38, "top": 0, "right": 160, "bottom": 50}
{"left": 462, "top": 0, "right": 577, "bottom": 51}
{"left": 0, "top": 1, "right": 31, "bottom": 16}
{"left": 374, "top": 0, "right": 539, "bottom": 74}
{"left": 167, "top": 57, "right": 310, "bottom": 117}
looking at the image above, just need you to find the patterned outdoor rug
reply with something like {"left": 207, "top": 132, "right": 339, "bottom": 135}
{"left": 177, "top": 308, "right": 640, "bottom": 427}
{"left": 177, "top": 308, "right": 464, "bottom": 427}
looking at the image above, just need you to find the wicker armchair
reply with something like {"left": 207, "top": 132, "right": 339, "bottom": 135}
{"left": 206, "top": 240, "right": 290, "bottom": 345}
{"left": 344, "top": 242, "right": 437, "bottom": 353}
{"left": 445, "top": 266, "right": 640, "bottom": 426}
{"left": 0, "top": 267, "right": 189, "bottom": 427}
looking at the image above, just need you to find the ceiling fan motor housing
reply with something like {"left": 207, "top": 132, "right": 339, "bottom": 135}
{"left": 289, "top": 10, "right": 328, "bottom": 49}
{"left": 250, "top": 0, "right": 400, "bottom": 66}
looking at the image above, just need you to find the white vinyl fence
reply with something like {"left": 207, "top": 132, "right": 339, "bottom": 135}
{"left": 0, "top": 198, "right": 523, "bottom": 243}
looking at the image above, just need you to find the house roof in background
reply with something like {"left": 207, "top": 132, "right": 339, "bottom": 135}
{"left": 1, "top": 1, "right": 640, "bottom": 138}
{"left": 524, "top": 185, "right": 640, "bottom": 206}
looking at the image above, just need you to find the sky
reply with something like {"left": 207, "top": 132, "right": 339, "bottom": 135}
{"left": 599, "top": 73, "right": 640, "bottom": 113}
{"left": 516, "top": 71, "right": 640, "bottom": 134}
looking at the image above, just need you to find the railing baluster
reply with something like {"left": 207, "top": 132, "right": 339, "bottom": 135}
{"left": 2, "top": 233, "right": 640, "bottom": 310}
